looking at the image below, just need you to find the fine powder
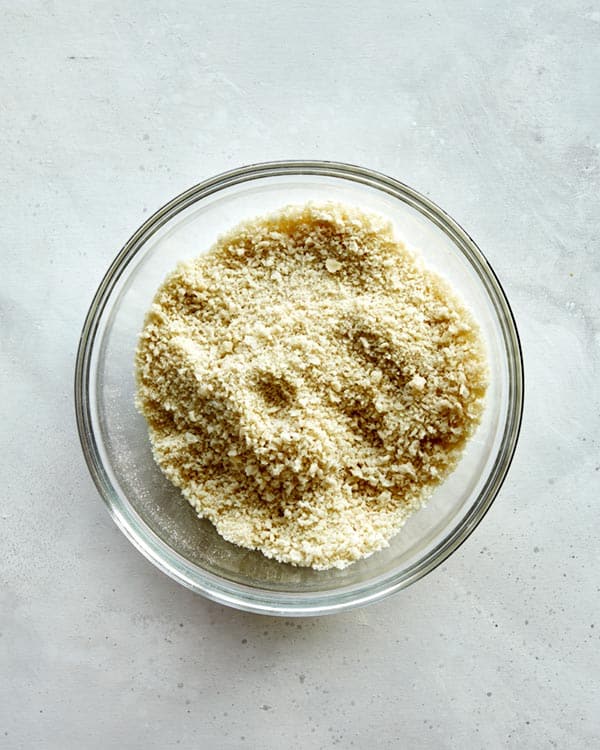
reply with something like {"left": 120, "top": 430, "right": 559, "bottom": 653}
{"left": 135, "top": 203, "right": 487, "bottom": 569}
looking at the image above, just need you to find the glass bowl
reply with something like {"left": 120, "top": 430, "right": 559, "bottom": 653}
{"left": 75, "top": 161, "right": 523, "bottom": 616}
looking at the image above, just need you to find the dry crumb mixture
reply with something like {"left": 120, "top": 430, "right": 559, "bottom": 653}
{"left": 135, "top": 203, "right": 487, "bottom": 569}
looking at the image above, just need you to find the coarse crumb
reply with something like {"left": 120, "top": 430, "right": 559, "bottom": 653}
{"left": 135, "top": 203, "right": 487, "bottom": 569}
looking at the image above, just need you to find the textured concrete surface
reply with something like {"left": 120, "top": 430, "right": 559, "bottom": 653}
{"left": 2, "top": 1, "right": 599, "bottom": 748}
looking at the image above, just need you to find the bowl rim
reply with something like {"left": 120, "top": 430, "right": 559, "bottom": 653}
{"left": 74, "top": 159, "right": 524, "bottom": 616}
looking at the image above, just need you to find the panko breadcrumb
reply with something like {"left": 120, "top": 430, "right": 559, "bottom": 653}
{"left": 135, "top": 203, "right": 487, "bottom": 569}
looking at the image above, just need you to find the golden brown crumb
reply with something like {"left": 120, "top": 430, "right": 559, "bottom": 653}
{"left": 135, "top": 203, "right": 487, "bottom": 569}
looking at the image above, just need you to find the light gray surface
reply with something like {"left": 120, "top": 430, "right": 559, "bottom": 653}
{"left": 2, "top": 1, "right": 599, "bottom": 748}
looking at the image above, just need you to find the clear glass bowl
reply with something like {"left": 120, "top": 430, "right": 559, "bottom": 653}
{"left": 75, "top": 161, "right": 523, "bottom": 616}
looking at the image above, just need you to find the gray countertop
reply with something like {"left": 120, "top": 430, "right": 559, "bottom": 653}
{"left": 2, "top": 2, "right": 599, "bottom": 748}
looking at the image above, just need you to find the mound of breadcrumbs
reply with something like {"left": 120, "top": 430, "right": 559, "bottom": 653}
{"left": 135, "top": 203, "right": 487, "bottom": 569}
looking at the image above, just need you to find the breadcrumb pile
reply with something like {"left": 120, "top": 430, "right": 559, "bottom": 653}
{"left": 135, "top": 203, "right": 487, "bottom": 569}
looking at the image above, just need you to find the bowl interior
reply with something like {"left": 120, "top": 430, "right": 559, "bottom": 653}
{"left": 87, "top": 168, "right": 515, "bottom": 601}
